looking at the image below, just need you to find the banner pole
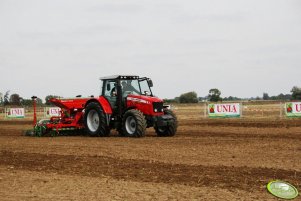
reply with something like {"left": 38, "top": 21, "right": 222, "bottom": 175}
{"left": 31, "top": 96, "right": 37, "bottom": 126}
{"left": 240, "top": 102, "right": 243, "bottom": 118}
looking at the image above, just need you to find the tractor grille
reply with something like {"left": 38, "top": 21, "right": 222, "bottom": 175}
{"left": 153, "top": 102, "right": 163, "bottom": 113}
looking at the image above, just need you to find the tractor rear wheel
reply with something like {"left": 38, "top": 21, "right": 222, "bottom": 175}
{"left": 84, "top": 102, "right": 110, "bottom": 137}
{"left": 122, "top": 109, "right": 147, "bottom": 137}
{"left": 155, "top": 110, "right": 178, "bottom": 137}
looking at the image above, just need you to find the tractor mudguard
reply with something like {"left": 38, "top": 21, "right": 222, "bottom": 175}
{"left": 98, "top": 96, "right": 113, "bottom": 114}
{"left": 86, "top": 96, "right": 112, "bottom": 114}
{"left": 85, "top": 97, "right": 112, "bottom": 114}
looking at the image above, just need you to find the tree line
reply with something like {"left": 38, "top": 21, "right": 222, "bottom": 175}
{"left": 0, "top": 91, "right": 59, "bottom": 106}
{"left": 0, "top": 86, "right": 301, "bottom": 106}
{"left": 164, "top": 86, "right": 301, "bottom": 103}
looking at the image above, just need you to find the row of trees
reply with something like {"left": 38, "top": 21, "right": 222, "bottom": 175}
{"left": 0, "top": 91, "right": 59, "bottom": 106}
{"left": 165, "top": 86, "right": 301, "bottom": 103}
{"left": 1, "top": 86, "right": 301, "bottom": 105}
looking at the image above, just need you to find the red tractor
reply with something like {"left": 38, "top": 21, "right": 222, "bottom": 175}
{"left": 32, "top": 75, "right": 177, "bottom": 137}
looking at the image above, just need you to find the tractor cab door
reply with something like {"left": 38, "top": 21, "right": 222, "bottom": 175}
{"left": 103, "top": 80, "right": 118, "bottom": 110}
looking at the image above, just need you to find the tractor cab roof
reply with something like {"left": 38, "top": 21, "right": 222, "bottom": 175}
{"left": 100, "top": 75, "right": 140, "bottom": 81}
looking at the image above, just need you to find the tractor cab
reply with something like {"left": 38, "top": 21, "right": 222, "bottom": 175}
{"left": 100, "top": 75, "right": 154, "bottom": 112}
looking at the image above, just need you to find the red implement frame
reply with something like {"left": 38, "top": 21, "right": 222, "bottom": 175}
{"left": 46, "top": 98, "right": 90, "bottom": 132}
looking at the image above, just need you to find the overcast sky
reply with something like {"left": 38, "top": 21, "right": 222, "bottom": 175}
{"left": 0, "top": 0, "right": 301, "bottom": 100}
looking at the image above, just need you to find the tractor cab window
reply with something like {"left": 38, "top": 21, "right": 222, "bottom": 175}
{"left": 103, "top": 80, "right": 117, "bottom": 97}
{"left": 121, "top": 80, "right": 140, "bottom": 97}
{"left": 139, "top": 79, "right": 152, "bottom": 96}
{"left": 103, "top": 80, "right": 117, "bottom": 109}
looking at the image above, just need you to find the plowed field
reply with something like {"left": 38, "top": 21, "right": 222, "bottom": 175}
{"left": 0, "top": 108, "right": 300, "bottom": 200}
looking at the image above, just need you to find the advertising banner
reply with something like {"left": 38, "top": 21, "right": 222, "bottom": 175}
{"left": 45, "top": 107, "right": 61, "bottom": 117}
{"left": 6, "top": 108, "right": 25, "bottom": 118}
{"left": 285, "top": 102, "right": 301, "bottom": 117}
{"left": 208, "top": 103, "right": 240, "bottom": 118}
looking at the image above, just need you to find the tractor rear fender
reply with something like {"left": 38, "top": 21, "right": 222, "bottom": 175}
{"left": 84, "top": 97, "right": 113, "bottom": 115}
{"left": 84, "top": 97, "right": 113, "bottom": 126}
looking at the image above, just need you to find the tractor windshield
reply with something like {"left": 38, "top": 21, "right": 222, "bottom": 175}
{"left": 121, "top": 80, "right": 140, "bottom": 97}
{"left": 121, "top": 79, "right": 153, "bottom": 97}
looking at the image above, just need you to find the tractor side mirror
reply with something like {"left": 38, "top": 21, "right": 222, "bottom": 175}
{"left": 106, "top": 84, "right": 111, "bottom": 91}
{"left": 148, "top": 79, "right": 153, "bottom": 87}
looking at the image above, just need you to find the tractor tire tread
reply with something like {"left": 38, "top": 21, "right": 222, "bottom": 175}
{"left": 122, "top": 109, "right": 147, "bottom": 137}
{"left": 84, "top": 102, "right": 110, "bottom": 137}
{"left": 155, "top": 110, "right": 178, "bottom": 137}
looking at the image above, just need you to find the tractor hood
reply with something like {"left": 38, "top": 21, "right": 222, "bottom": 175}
{"left": 126, "top": 94, "right": 164, "bottom": 115}
{"left": 126, "top": 94, "right": 163, "bottom": 104}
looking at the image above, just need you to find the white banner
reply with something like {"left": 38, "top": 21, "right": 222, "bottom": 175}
{"left": 208, "top": 103, "right": 240, "bottom": 118}
{"left": 45, "top": 107, "right": 61, "bottom": 117}
{"left": 285, "top": 102, "right": 301, "bottom": 117}
{"left": 6, "top": 108, "right": 25, "bottom": 118}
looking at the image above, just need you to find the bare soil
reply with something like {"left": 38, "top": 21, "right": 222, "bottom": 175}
{"left": 0, "top": 115, "right": 300, "bottom": 200}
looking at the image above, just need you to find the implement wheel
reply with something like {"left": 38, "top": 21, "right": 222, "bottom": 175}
{"left": 84, "top": 102, "right": 110, "bottom": 137}
{"left": 122, "top": 109, "right": 146, "bottom": 137}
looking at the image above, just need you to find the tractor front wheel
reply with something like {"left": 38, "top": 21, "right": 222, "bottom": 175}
{"left": 84, "top": 102, "right": 110, "bottom": 137}
{"left": 122, "top": 109, "right": 147, "bottom": 137}
{"left": 155, "top": 110, "right": 178, "bottom": 137}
